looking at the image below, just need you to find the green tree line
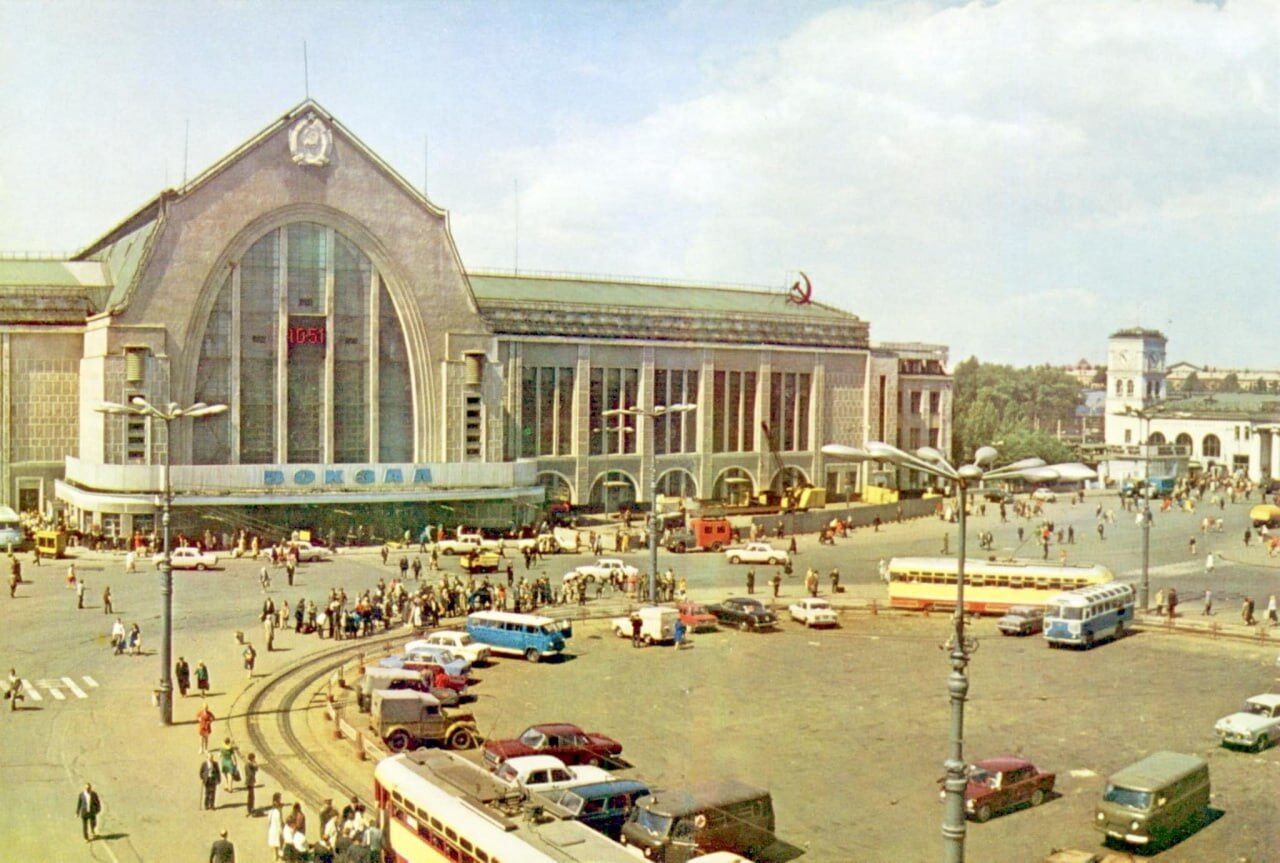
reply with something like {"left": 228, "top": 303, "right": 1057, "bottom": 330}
{"left": 951, "top": 358, "right": 1079, "bottom": 466}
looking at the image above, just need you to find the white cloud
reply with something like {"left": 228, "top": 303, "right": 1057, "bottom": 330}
{"left": 453, "top": 0, "right": 1280, "bottom": 366}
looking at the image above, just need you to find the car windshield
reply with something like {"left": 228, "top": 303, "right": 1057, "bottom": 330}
{"left": 968, "top": 768, "right": 998, "bottom": 789}
{"left": 540, "top": 624, "right": 559, "bottom": 635}
{"left": 631, "top": 808, "right": 672, "bottom": 838}
{"left": 455, "top": 634, "right": 473, "bottom": 646}
{"left": 810, "top": 600, "right": 831, "bottom": 610}
{"left": 689, "top": 605, "right": 708, "bottom": 614}
{"left": 495, "top": 764, "right": 519, "bottom": 785}
{"left": 518, "top": 729, "right": 548, "bottom": 748}
{"left": 1054, "top": 606, "right": 1082, "bottom": 620}
{"left": 1243, "top": 702, "right": 1271, "bottom": 716}
{"left": 542, "top": 789, "right": 583, "bottom": 815}
{"left": 1103, "top": 785, "right": 1152, "bottom": 810}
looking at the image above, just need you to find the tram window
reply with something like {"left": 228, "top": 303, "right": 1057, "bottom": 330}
{"left": 446, "top": 827, "right": 458, "bottom": 841}
{"left": 968, "top": 574, "right": 983, "bottom": 586}
{"left": 431, "top": 818, "right": 443, "bottom": 831}
{"left": 478, "top": 852, "right": 489, "bottom": 863}
{"left": 461, "top": 838, "right": 473, "bottom": 852}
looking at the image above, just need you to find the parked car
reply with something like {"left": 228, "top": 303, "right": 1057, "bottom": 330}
{"left": 1031, "top": 488, "right": 1057, "bottom": 503}
{"left": 788, "top": 597, "right": 839, "bottom": 628}
{"left": 286, "top": 540, "right": 331, "bottom": 562}
{"left": 432, "top": 535, "right": 483, "bottom": 555}
{"left": 981, "top": 489, "right": 1012, "bottom": 503}
{"left": 493, "top": 754, "right": 612, "bottom": 793}
{"left": 370, "top": 690, "right": 480, "bottom": 753}
{"left": 378, "top": 651, "right": 471, "bottom": 685}
{"left": 1093, "top": 751, "right": 1209, "bottom": 849}
{"left": 1214, "top": 693, "right": 1280, "bottom": 752}
{"left": 997, "top": 606, "right": 1045, "bottom": 636}
{"left": 482, "top": 722, "right": 623, "bottom": 770}
{"left": 356, "top": 666, "right": 461, "bottom": 711}
{"left": 407, "top": 631, "right": 491, "bottom": 666}
{"left": 942, "top": 757, "right": 1055, "bottom": 823}
{"left": 723, "top": 543, "right": 789, "bottom": 566}
{"left": 569, "top": 558, "right": 639, "bottom": 584}
{"left": 154, "top": 547, "right": 219, "bottom": 570}
{"left": 536, "top": 779, "right": 651, "bottom": 841}
{"left": 676, "top": 602, "right": 719, "bottom": 632}
{"left": 707, "top": 597, "right": 777, "bottom": 631}
{"left": 610, "top": 606, "right": 678, "bottom": 645}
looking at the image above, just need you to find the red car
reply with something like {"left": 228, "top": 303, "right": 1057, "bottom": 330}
{"left": 939, "top": 757, "right": 1055, "bottom": 823}
{"left": 482, "top": 723, "right": 622, "bottom": 770}
{"left": 677, "top": 602, "right": 719, "bottom": 632}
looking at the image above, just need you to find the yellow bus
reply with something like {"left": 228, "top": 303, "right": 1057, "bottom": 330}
{"left": 886, "top": 556, "right": 1114, "bottom": 615}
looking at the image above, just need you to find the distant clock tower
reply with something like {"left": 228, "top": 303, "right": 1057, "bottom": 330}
{"left": 1105, "top": 328, "right": 1167, "bottom": 446}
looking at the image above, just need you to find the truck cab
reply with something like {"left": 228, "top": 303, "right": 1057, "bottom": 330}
{"left": 370, "top": 689, "right": 480, "bottom": 753}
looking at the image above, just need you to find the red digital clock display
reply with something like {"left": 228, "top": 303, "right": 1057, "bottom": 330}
{"left": 287, "top": 325, "right": 326, "bottom": 346}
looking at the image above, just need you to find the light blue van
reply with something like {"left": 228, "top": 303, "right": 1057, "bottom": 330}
{"left": 465, "top": 611, "right": 567, "bottom": 662}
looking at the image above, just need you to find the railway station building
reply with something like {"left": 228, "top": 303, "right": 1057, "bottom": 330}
{"left": 0, "top": 101, "right": 952, "bottom": 538}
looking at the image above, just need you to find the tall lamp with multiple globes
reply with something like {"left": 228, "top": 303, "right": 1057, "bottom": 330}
{"left": 602, "top": 403, "right": 696, "bottom": 604}
{"left": 95, "top": 397, "right": 227, "bottom": 726}
{"left": 822, "top": 441, "right": 1095, "bottom": 863}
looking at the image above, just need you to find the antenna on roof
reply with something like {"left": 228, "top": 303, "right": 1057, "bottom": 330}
{"left": 182, "top": 119, "right": 190, "bottom": 190}
{"left": 513, "top": 178, "right": 519, "bottom": 274}
{"left": 304, "top": 41, "right": 310, "bottom": 99}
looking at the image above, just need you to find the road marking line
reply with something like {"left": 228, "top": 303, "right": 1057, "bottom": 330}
{"left": 82, "top": 676, "right": 99, "bottom": 688}
{"left": 21, "top": 680, "right": 41, "bottom": 701}
{"left": 47, "top": 686, "right": 65, "bottom": 701}
{"left": 62, "top": 677, "right": 87, "bottom": 698}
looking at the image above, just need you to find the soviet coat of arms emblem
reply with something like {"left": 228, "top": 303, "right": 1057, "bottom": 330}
{"left": 289, "top": 113, "right": 333, "bottom": 167}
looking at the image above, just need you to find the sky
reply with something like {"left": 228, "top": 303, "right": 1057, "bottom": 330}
{"left": 1, "top": 0, "right": 1277, "bottom": 368}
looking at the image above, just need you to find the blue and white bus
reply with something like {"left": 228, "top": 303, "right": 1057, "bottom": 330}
{"left": 1044, "top": 582, "right": 1135, "bottom": 649}
{"left": 466, "top": 610, "right": 569, "bottom": 662}
{"left": 0, "top": 506, "right": 24, "bottom": 550}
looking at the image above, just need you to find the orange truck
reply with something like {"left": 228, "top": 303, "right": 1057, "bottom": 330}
{"left": 665, "top": 517, "right": 734, "bottom": 553}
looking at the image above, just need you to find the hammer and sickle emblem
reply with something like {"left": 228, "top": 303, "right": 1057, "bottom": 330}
{"left": 787, "top": 271, "right": 813, "bottom": 305}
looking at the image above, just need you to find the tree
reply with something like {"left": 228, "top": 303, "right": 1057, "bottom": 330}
{"left": 1180, "top": 372, "right": 1204, "bottom": 393}
{"left": 1217, "top": 372, "right": 1240, "bottom": 393}
{"left": 950, "top": 358, "right": 1083, "bottom": 466}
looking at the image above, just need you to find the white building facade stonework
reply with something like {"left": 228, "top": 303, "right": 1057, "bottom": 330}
{"left": 0, "top": 102, "right": 952, "bottom": 536}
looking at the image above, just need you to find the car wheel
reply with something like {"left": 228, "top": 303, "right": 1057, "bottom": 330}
{"left": 675, "top": 542, "right": 687, "bottom": 553}
{"left": 586, "top": 756, "right": 600, "bottom": 767}
{"left": 770, "top": 558, "right": 781, "bottom": 566}
{"left": 1084, "top": 633, "right": 1095, "bottom": 649}
{"left": 1114, "top": 622, "right": 1124, "bottom": 639}
{"left": 710, "top": 542, "right": 724, "bottom": 552}
{"left": 642, "top": 635, "right": 654, "bottom": 647}
{"left": 196, "top": 563, "right": 207, "bottom": 571}
{"left": 386, "top": 730, "right": 413, "bottom": 753}
{"left": 1030, "top": 789, "right": 1045, "bottom": 807}
{"left": 447, "top": 728, "right": 475, "bottom": 750}
{"left": 974, "top": 804, "right": 992, "bottom": 823}
{"left": 525, "top": 648, "right": 541, "bottom": 663}
{"left": 738, "top": 620, "right": 750, "bottom": 632}
{"left": 729, "top": 556, "right": 741, "bottom": 565}
{"left": 1254, "top": 734, "right": 1269, "bottom": 753}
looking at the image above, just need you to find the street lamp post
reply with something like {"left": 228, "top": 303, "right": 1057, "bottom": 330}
{"left": 823, "top": 442, "right": 1095, "bottom": 863}
{"left": 1119, "top": 405, "right": 1159, "bottom": 612}
{"left": 603, "top": 403, "right": 695, "bottom": 603}
{"left": 96, "top": 397, "right": 227, "bottom": 726}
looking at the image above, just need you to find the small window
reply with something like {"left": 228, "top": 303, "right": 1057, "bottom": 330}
{"left": 583, "top": 798, "right": 606, "bottom": 814}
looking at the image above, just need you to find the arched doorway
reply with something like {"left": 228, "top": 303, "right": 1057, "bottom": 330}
{"left": 1202, "top": 434, "right": 1221, "bottom": 459}
{"left": 1175, "top": 433, "right": 1193, "bottom": 453}
{"left": 711, "top": 468, "right": 755, "bottom": 506}
{"left": 1147, "top": 432, "right": 1166, "bottom": 445}
{"left": 656, "top": 469, "right": 698, "bottom": 499}
{"left": 589, "top": 471, "right": 637, "bottom": 513}
{"left": 537, "top": 472, "right": 574, "bottom": 504}
{"left": 769, "top": 466, "right": 809, "bottom": 495}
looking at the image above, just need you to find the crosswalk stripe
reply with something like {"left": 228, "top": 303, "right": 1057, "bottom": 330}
{"left": 61, "top": 677, "right": 87, "bottom": 699}
{"left": 82, "top": 676, "right": 99, "bottom": 688}
{"left": 21, "top": 680, "right": 41, "bottom": 701}
{"left": 47, "top": 687, "right": 65, "bottom": 701}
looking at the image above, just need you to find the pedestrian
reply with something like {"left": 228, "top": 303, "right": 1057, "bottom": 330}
{"left": 243, "top": 643, "right": 257, "bottom": 678}
{"left": 209, "top": 828, "right": 236, "bottom": 863}
{"left": 411, "top": 557, "right": 422, "bottom": 580}
{"left": 1205, "top": 553, "right": 1215, "bottom": 574}
{"left": 196, "top": 661, "right": 210, "bottom": 695}
{"left": 1096, "top": 522, "right": 1104, "bottom": 541}
{"left": 6, "top": 667, "right": 25, "bottom": 711}
{"left": 196, "top": 703, "right": 215, "bottom": 753}
{"left": 1067, "top": 525, "right": 1074, "bottom": 544}
{"left": 771, "top": 570, "right": 782, "bottom": 598}
{"left": 264, "top": 615, "right": 275, "bottom": 651}
{"left": 941, "top": 533, "right": 950, "bottom": 555}
{"left": 1242, "top": 596, "right": 1256, "bottom": 626}
{"left": 1154, "top": 589, "right": 1165, "bottom": 615}
{"left": 218, "top": 737, "right": 239, "bottom": 791}
{"left": 66, "top": 561, "right": 77, "bottom": 588}
{"left": 1188, "top": 536, "right": 1197, "bottom": 556}
{"left": 285, "top": 559, "right": 295, "bottom": 587}
{"left": 1017, "top": 526, "right": 1025, "bottom": 543}
{"left": 76, "top": 576, "right": 86, "bottom": 609}
{"left": 125, "top": 549, "right": 136, "bottom": 573}
{"left": 200, "top": 753, "right": 221, "bottom": 811}
{"left": 380, "top": 545, "right": 389, "bottom": 566}
{"left": 788, "top": 535, "right": 797, "bottom": 555}
{"left": 629, "top": 613, "right": 642, "bottom": 648}
{"left": 176, "top": 657, "right": 191, "bottom": 698}
{"left": 673, "top": 617, "right": 688, "bottom": 650}
{"left": 8, "top": 557, "right": 19, "bottom": 598}
{"left": 102, "top": 586, "right": 112, "bottom": 614}
{"left": 267, "top": 793, "right": 284, "bottom": 859}
{"left": 127, "top": 623, "right": 142, "bottom": 655}
{"left": 829, "top": 568, "right": 840, "bottom": 593}
{"left": 746, "top": 568, "right": 755, "bottom": 595}
{"left": 1203, "top": 589, "right": 1212, "bottom": 616}
{"left": 259, "top": 566, "right": 270, "bottom": 592}
{"left": 76, "top": 783, "right": 102, "bottom": 842}
{"left": 805, "top": 568, "right": 818, "bottom": 597}
{"left": 1244, "top": 528, "right": 1252, "bottom": 547}
{"left": 244, "top": 752, "right": 259, "bottom": 816}
{"left": 1266, "top": 594, "right": 1278, "bottom": 625}
{"left": 1167, "top": 587, "right": 1178, "bottom": 621}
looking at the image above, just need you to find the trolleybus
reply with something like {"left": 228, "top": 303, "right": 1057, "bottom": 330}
{"left": 374, "top": 749, "right": 640, "bottom": 863}
{"left": 1043, "top": 582, "right": 1135, "bottom": 648}
{"left": 886, "top": 556, "right": 1114, "bottom": 614}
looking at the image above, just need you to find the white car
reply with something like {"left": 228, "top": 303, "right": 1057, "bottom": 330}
{"left": 408, "top": 630, "right": 492, "bottom": 666}
{"left": 153, "top": 547, "right": 219, "bottom": 571}
{"left": 569, "top": 558, "right": 638, "bottom": 584}
{"left": 1031, "top": 488, "right": 1057, "bottom": 503}
{"left": 287, "top": 540, "right": 331, "bottom": 562}
{"left": 432, "top": 535, "right": 483, "bottom": 555}
{"left": 724, "top": 542, "right": 789, "bottom": 566}
{"left": 492, "top": 754, "right": 612, "bottom": 792}
{"left": 788, "top": 597, "right": 839, "bottom": 628}
{"left": 1214, "top": 693, "right": 1280, "bottom": 751}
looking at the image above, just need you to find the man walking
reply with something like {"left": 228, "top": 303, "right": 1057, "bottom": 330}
{"left": 176, "top": 657, "right": 191, "bottom": 698}
{"left": 76, "top": 783, "right": 102, "bottom": 842}
{"left": 745, "top": 568, "right": 755, "bottom": 595}
{"left": 209, "top": 829, "right": 236, "bottom": 863}
{"left": 76, "top": 576, "right": 86, "bottom": 609}
{"left": 771, "top": 570, "right": 782, "bottom": 598}
{"left": 102, "top": 586, "right": 112, "bottom": 614}
{"left": 1242, "top": 596, "right": 1256, "bottom": 626}
{"left": 1202, "top": 589, "right": 1212, "bottom": 616}
{"left": 243, "top": 752, "right": 259, "bottom": 816}
{"left": 200, "top": 753, "right": 221, "bottom": 810}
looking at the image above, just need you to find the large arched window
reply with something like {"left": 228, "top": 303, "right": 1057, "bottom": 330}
{"left": 588, "top": 471, "right": 637, "bottom": 513}
{"left": 712, "top": 468, "right": 754, "bottom": 505}
{"left": 1147, "top": 432, "right": 1165, "bottom": 445}
{"left": 1202, "top": 434, "right": 1221, "bottom": 458}
{"left": 193, "top": 222, "right": 413, "bottom": 465}
{"left": 1175, "top": 433, "right": 1193, "bottom": 452}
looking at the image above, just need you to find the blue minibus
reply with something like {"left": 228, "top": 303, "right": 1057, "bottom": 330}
{"left": 1044, "top": 582, "right": 1135, "bottom": 649}
{"left": 465, "top": 611, "right": 567, "bottom": 662}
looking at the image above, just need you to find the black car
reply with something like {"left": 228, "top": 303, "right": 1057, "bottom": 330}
{"left": 707, "top": 597, "right": 777, "bottom": 631}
